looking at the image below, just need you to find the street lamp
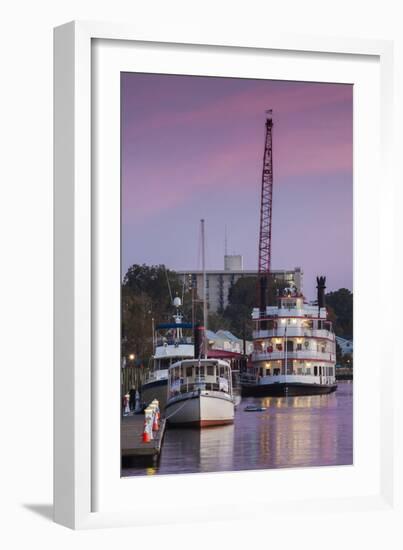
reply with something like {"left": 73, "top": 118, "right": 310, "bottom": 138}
{"left": 128, "top": 353, "right": 135, "bottom": 361}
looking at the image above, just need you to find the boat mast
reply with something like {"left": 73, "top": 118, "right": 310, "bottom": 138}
{"left": 201, "top": 219, "right": 207, "bottom": 332}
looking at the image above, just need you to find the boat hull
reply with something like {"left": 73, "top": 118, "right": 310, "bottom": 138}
{"left": 166, "top": 392, "right": 235, "bottom": 427}
{"left": 141, "top": 378, "right": 168, "bottom": 411}
{"left": 242, "top": 382, "right": 338, "bottom": 397}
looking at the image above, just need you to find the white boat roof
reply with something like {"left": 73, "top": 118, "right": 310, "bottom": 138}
{"left": 154, "top": 343, "right": 194, "bottom": 359}
{"left": 169, "top": 358, "right": 231, "bottom": 369}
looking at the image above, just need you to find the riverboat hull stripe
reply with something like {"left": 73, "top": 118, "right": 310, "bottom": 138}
{"left": 242, "top": 382, "right": 338, "bottom": 397}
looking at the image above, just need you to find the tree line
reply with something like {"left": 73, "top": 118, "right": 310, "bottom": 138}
{"left": 122, "top": 264, "right": 353, "bottom": 364}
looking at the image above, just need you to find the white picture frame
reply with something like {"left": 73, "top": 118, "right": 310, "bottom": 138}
{"left": 54, "top": 21, "right": 398, "bottom": 530}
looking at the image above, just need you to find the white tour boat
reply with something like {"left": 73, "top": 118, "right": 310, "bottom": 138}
{"left": 165, "top": 358, "right": 235, "bottom": 427}
{"left": 141, "top": 297, "right": 194, "bottom": 410}
{"left": 242, "top": 276, "right": 337, "bottom": 396}
{"left": 165, "top": 219, "right": 235, "bottom": 427}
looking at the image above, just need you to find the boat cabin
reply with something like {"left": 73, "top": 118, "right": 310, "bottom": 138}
{"left": 168, "top": 359, "right": 232, "bottom": 397}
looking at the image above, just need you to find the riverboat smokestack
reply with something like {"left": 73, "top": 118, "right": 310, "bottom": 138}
{"left": 194, "top": 323, "right": 205, "bottom": 359}
{"left": 259, "top": 275, "right": 267, "bottom": 313}
{"left": 316, "top": 276, "right": 326, "bottom": 309}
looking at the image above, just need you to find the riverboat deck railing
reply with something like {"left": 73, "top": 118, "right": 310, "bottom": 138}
{"left": 169, "top": 375, "right": 232, "bottom": 396}
{"left": 253, "top": 328, "right": 334, "bottom": 340}
{"left": 253, "top": 350, "right": 336, "bottom": 362}
{"left": 155, "top": 336, "right": 194, "bottom": 347}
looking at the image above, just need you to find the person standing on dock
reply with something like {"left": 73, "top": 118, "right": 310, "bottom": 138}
{"left": 129, "top": 386, "right": 137, "bottom": 412}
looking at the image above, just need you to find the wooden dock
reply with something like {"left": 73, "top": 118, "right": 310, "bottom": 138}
{"left": 121, "top": 414, "right": 166, "bottom": 459}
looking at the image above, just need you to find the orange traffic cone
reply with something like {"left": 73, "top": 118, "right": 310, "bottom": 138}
{"left": 142, "top": 422, "right": 151, "bottom": 443}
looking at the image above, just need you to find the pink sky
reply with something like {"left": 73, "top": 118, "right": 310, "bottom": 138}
{"left": 122, "top": 74, "right": 352, "bottom": 299}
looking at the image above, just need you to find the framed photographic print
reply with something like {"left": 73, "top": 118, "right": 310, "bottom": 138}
{"left": 120, "top": 74, "right": 352, "bottom": 476}
{"left": 54, "top": 21, "right": 397, "bottom": 530}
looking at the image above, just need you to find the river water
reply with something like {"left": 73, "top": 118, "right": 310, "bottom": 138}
{"left": 122, "top": 381, "right": 353, "bottom": 477}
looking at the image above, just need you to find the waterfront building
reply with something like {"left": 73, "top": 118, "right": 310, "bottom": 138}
{"left": 335, "top": 336, "right": 353, "bottom": 356}
{"left": 205, "top": 329, "right": 253, "bottom": 355}
{"left": 177, "top": 255, "right": 303, "bottom": 313}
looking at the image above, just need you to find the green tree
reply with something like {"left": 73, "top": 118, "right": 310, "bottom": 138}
{"left": 223, "top": 277, "right": 257, "bottom": 338}
{"left": 121, "top": 286, "right": 154, "bottom": 360}
{"left": 207, "top": 312, "right": 231, "bottom": 333}
{"left": 123, "top": 264, "right": 182, "bottom": 315}
{"left": 221, "top": 276, "right": 291, "bottom": 339}
{"left": 326, "top": 288, "right": 353, "bottom": 337}
{"left": 122, "top": 264, "right": 193, "bottom": 363}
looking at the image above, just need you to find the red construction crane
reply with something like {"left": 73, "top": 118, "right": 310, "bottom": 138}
{"left": 257, "top": 110, "right": 274, "bottom": 312}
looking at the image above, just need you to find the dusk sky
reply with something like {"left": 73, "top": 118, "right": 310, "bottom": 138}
{"left": 121, "top": 73, "right": 352, "bottom": 300}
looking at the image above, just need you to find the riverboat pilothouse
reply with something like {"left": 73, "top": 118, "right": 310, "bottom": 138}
{"left": 242, "top": 276, "right": 337, "bottom": 396}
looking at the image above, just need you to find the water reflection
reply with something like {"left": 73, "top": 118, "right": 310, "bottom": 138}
{"left": 122, "top": 382, "right": 353, "bottom": 477}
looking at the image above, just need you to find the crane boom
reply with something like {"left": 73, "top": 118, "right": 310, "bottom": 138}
{"left": 258, "top": 111, "right": 274, "bottom": 311}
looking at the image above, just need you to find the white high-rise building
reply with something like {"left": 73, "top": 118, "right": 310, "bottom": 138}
{"left": 224, "top": 254, "right": 243, "bottom": 271}
{"left": 177, "top": 256, "right": 303, "bottom": 313}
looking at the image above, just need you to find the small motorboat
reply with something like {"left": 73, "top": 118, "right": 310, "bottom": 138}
{"left": 244, "top": 405, "right": 267, "bottom": 412}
